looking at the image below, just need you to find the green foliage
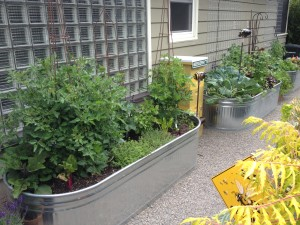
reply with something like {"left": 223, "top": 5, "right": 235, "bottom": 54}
{"left": 281, "top": 98, "right": 300, "bottom": 130}
{"left": 204, "top": 66, "right": 263, "bottom": 104}
{"left": 132, "top": 99, "right": 159, "bottom": 134}
{"left": 0, "top": 58, "right": 129, "bottom": 197}
{"left": 279, "top": 58, "right": 299, "bottom": 71}
{"left": 269, "top": 39, "right": 285, "bottom": 60}
{"left": 221, "top": 44, "right": 242, "bottom": 69}
{"left": 273, "top": 69, "right": 292, "bottom": 95}
{"left": 181, "top": 100, "right": 300, "bottom": 225}
{"left": 112, "top": 129, "right": 174, "bottom": 168}
{"left": 149, "top": 57, "right": 193, "bottom": 127}
{"left": 287, "top": 0, "right": 300, "bottom": 44}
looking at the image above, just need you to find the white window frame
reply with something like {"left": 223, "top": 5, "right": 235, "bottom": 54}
{"left": 169, "top": 0, "right": 198, "bottom": 43}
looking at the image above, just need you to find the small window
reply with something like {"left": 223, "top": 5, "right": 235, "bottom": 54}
{"left": 170, "top": 0, "right": 198, "bottom": 42}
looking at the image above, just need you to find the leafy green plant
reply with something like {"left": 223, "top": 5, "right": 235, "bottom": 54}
{"left": 112, "top": 129, "right": 173, "bottom": 168}
{"left": 273, "top": 69, "right": 293, "bottom": 95}
{"left": 149, "top": 56, "right": 193, "bottom": 127}
{"left": 221, "top": 44, "right": 242, "bottom": 69}
{"left": 181, "top": 102, "right": 300, "bottom": 225}
{"left": 204, "top": 66, "right": 263, "bottom": 104}
{"left": 0, "top": 58, "right": 129, "bottom": 197}
{"left": 278, "top": 58, "right": 299, "bottom": 72}
{"left": 132, "top": 99, "right": 159, "bottom": 134}
{"left": 269, "top": 39, "right": 285, "bottom": 60}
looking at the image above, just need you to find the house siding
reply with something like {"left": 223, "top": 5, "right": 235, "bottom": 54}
{"left": 151, "top": 0, "right": 287, "bottom": 69}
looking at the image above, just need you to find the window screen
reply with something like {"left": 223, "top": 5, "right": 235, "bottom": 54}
{"left": 170, "top": 0, "right": 192, "bottom": 32}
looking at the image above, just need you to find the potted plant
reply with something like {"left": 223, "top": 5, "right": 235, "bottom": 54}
{"left": 181, "top": 99, "right": 300, "bottom": 225}
{"left": 0, "top": 57, "right": 200, "bottom": 225}
{"left": 203, "top": 66, "right": 281, "bottom": 130}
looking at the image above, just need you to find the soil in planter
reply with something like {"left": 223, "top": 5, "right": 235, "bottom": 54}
{"left": 51, "top": 167, "right": 118, "bottom": 194}
{"left": 50, "top": 122, "right": 194, "bottom": 194}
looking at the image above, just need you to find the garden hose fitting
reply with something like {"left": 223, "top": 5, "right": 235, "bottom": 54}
{"left": 194, "top": 72, "right": 206, "bottom": 81}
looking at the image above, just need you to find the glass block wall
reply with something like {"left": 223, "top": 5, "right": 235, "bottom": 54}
{"left": 0, "top": 0, "right": 148, "bottom": 122}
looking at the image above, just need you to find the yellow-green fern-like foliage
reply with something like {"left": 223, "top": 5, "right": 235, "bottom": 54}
{"left": 182, "top": 104, "right": 300, "bottom": 225}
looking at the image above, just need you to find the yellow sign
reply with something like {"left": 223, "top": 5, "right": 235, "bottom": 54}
{"left": 212, "top": 157, "right": 257, "bottom": 208}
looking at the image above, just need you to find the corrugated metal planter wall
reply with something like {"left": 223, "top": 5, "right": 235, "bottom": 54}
{"left": 287, "top": 71, "right": 300, "bottom": 92}
{"left": 204, "top": 83, "right": 281, "bottom": 130}
{"left": 4, "top": 116, "right": 200, "bottom": 225}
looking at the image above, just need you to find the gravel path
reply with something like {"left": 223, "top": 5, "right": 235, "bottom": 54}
{"left": 126, "top": 89, "right": 300, "bottom": 225}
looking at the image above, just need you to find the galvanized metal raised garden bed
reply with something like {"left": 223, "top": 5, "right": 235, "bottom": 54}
{"left": 204, "top": 83, "right": 281, "bottom": 130}
{"left": 287, "top": 70, "right": 300, "bottom": 92}
{"left": 3, "top": 116, "right": 200, "bottom": 225}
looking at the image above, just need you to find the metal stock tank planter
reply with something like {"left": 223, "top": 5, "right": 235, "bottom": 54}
{"left": 204, "top": 83, "right": 281, "bottom": 130}
{"left": 3, "top": 117, "right": 200, "bottom": 225}
{"left": 287, "top": 71, "right": 300, "bottom": 92}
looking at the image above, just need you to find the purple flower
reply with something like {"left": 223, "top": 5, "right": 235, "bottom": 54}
{"left": 0, "top": 211, "right": 6, "bottom": 218}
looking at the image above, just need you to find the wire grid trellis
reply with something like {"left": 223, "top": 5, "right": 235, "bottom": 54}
{"left": 0, "top": 0, "right": 149, "bottom": 134}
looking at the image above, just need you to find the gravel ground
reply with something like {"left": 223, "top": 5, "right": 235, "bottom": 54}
{"left": 126, "top": 89, "right": 300, "bottom": 225}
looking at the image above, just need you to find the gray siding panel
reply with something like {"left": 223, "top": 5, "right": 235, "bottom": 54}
{"left": 151, "top": 0, "right": 286, "bottom": 69}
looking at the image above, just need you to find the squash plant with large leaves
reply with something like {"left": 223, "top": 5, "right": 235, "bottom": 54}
{"left": 204, "top": 66, "right": 263, "bottom": 104}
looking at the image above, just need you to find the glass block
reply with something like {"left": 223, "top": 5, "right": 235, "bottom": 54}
{"left": 138, "top": 53, "right": 144, "bottom": 66}
{"left": 107, "top": 42, "right": 116, "bottom": 55}
{"left": 34, "top": 48, "right": 48, "bottom": 60}
{"left": 94, "top": 26, "right": 103, "bottom": 40}
{"left": 31, "top": 27, "right": 45, "bottom": 44}
{"left": 0, "top": 52, "right": 10, "bottom": 69}
{"left": 129, "top": 82, "right": 136, "bottom": 93}
{"left": 15, "top": 49, "right": 30, "bottom": 67}
{"left": 0, "top": 72, "right": 14, "bottom": 91}
{"left": 79, "top": 8, "right": 89, "bottom": 23}
{"left": 129, "top": 68, "right": 136, "bottom": 81}
{"left": 126, "top": 0, "right": 133, "bottom": 7}
{"left": 92, "top": 0, "right": 102, "bottom": 5}
{"left": 7, "top": 5, "right": 24, "bottom": 24}
{"left": 138, "top": 67, "right": 146, "bottom": 78}
{"left": 54, "top": 46, "right": 64, "bottom": 61}
{"left": 80, "top": 26, "right": 90, "bottom": 41}
{"left": 92, "top": 8, "right": 102, "bottom": 22}
{"left": 49, "top": 27, "right": 61, "bottom": 42}
{"left": 139, "top": 79, "right": 147, "bottom": 91}
{"left": 67, "top": 45, "right": 77, "bottom": 58}
{"left": 64, "top": 7, "right": 75, "bottom": 23}
{"left": 136, "top": 9, "right": 144, "bottom": 22}
{"left": 66, "top": 26, "right": 77, "bottom": 41}
{"left": 116, "top": 8, "right": 124, "bottom": 22}
{"left": 137, "top": 39, "right": 144, "bottom": 51}
{"left": 117, "top": 25, "right": 125, "bottom": 38}
{"left": 95, "top": 42, "right": 103, "bottom": 56}
{"left": 106, "top": 25, "right": 115, "bottom": 39}
{"left": 105, "top": 8, "right": 114, "bottom": 22}
{"left": 11, "top": 27, "right": 28, "bottom": 46}
{"left": 127, "top": 25, "right": 135, "bottom": 38}
{"left": 1, "top": 99, "right": 16, "bottom": 112}
{"left": 28, "top": 6, "right": 43, "bottom": 23}
{"left": 128, "top": 40, "right": 136, "bottom": 53}
{"left": 118, "top": 41, "right": 126, "bottom": 54}
{"left": 127, "top": 9, "right": 134, "bottom": 22}
{"left": 78, "top": 0, "right": 88, "bottom": 4}
{"left": 0, "top": 5, "right": 4, "bottom": 24}
{"left": 115, "top": 0, "right": 124, "bottom": 6}
{"left": 118, "top": 56, "right": 127, "bottom": 69}
{"left": 128, "top": 54, "right": 136, "bottom": 67}
{"left": 63, "top": 0, "right": 73, "bottom": 3}
{"left": 47, "top": 6, "right": 59, "bottom": 23}
{"left": 0, "top": 29, "right": 8, "bottom": 47}
{"left": 108, "top": 58, "right": 117, "bottom": 71}
{"left": 137, "top": 24, "right": 143, "bottom": 37}
{"left": 104, "top": 0, "right": 113, "bottom": 6}
{"left": 81, "top": 44, "right": 90, "bottom": 57}
{"left": 136, "top": 0, "right": 143, "bottom": 7}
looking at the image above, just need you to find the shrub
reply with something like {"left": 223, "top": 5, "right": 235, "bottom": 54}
{"left": 112, "top": 129, "right": 174, "bottom": 168}
{"left": 0, "top": 58, "right": 129, "bottom": 197}
{"left": 149, "top": 57, "right": 192, "bottom": 127}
